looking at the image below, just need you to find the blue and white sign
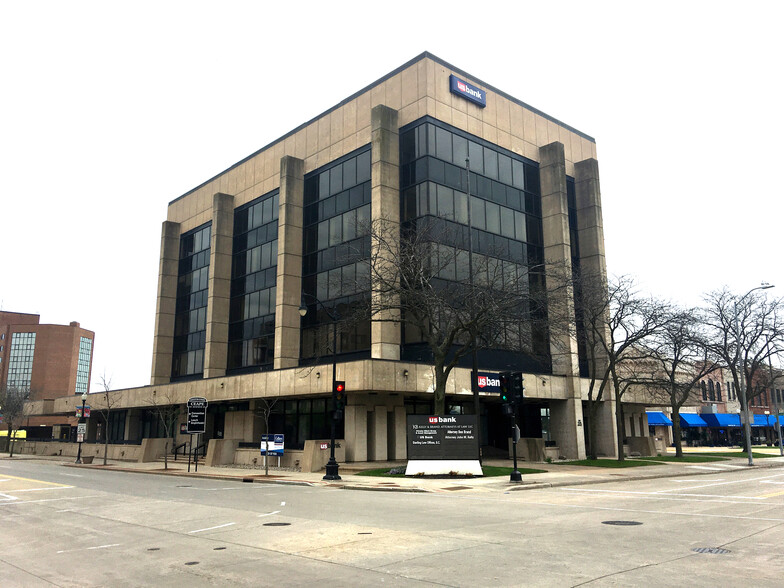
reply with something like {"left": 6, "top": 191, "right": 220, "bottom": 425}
{"left": 260, "top": 434, "right": 284, "bottom": 456}
{"left": 449, "top": 74, "right": 486, "bottom": 108}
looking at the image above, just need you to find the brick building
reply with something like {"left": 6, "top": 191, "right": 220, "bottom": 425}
{"left": 1, "top": 312, "right": 94, "bottom": 437}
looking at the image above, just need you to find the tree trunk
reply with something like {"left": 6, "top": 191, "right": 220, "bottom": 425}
{"left": 615, "top": 391, "right": 625, "bottom": 461}
{"left": 164, "top": 439, "right": 169, "bottom": 470}
{"left": 672, "top": 407, "right": 683, "bottom": 458}
{"left": 9, "top": 427, "right": 15, "bottom": 458}
{"left": 433, "top": 365, "right": 448, "bottom": 416}
{"left": 587, "top": 402, "right": 599, "bottom": 460}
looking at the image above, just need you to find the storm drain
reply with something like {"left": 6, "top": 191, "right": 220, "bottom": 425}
{"left": 263, "top": 522, "right": 291, "bottom": 527}
{"left": 602, "top": 521, "right": 642, "bottom": 526}
{"left": 184, "top": 562, "right": 199, "bottom": 566}
{"left": 147, "top": 548, "right": 160, "bottom": 551}
{"left": 692, "top": 547, "right": 731, "bottom": 555}
{"left": 442, "top": 486, "right": 472, "bottom": 491}
{"left": 214, "top": 547, "right": 227, "bottom": 551}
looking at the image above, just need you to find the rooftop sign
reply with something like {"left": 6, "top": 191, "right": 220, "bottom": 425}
{"left": 449, "top": 74, "right": 486, "bottom": 108}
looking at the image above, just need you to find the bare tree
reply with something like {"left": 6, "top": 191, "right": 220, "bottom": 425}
{"left": 1, "top": 386, "right": 29, "bottom": 458}
{"left": 366, "top": 216, "right": 548, "bottom": 415}
{"left": 96, "top": 372, "right": 118, "bottom": 466}
{"left": 703, "top": 287, "right": 784, "bottom": 452}
{"left": 148, "top": 390, "right": 180, "bottom": 469}
{"left": 649, "top": 309, "right": 719, "bottom": 457}
{"left": 573, "top": 272, "right": 670, "bottom": 460}
{"left": 254, "top": 397, "right": 280, "bottom": 476}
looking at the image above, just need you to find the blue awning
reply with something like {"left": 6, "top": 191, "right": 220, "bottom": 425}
{"left": 753, "top": 414, "right": 777, "bottom": 427}
{"left": 701, "top": 413, "right": 741, "bottom": 428}
{"left": 680, "top": 413, "right": 708, "bottom": 428}
{"left": 646, "top": 412, "right": 673, "bottom": 426}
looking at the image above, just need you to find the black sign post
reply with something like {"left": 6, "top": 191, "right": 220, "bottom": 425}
{"left": 187, "top": 397, "right": 207, "bottom": 472}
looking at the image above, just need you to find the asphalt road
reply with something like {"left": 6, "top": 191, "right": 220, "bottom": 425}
{"left": 1, "top": 459, "right": 783, "bottom": 587}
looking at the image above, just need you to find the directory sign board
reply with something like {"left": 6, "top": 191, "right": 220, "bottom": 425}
{"left": 260, "top": 434, "right": 284, "bottom": 455}
{"left": 187, "top": 397, "right": 208, "bottom": 434}
{"left": 406, "top": 415, "right": 478, "bottom": 460}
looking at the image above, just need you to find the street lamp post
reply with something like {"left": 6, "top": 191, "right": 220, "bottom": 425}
{"left": 766, "top": 344, "right": 783, "bottom": 456}
{"left": 75, "top": 392, "right": 87, "bottom": 464}
{"left": 299, "top": 296, "right": 341, "bottom": 481}
{"left": 733, "top": 283, "right": 775, "bottom": 466}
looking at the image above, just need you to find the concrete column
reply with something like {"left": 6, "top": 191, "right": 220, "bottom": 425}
{"left": 550, "top": 390, "right": 586, "bottom": 459}
{"left": 369, "top": 406, "right": 388, "bottom": 461}
{"left": 370, "top": 104, "right": 401, "bottom": 360}
{"left": 151, "top": 221, "right": 181, "bottom": 385}
{"left": 574, "top": 158, "right": 607, "bottom": 280}
{"left": 204, "top": 193, "right": 235, "bottom": 378}
{"left": 592, "top": 399, "right": 618, "bottom": 458}
{"left": 125, "top": 409, "right": 141, "bottom": 443}
{"left": 391, "top": 405, "right": 407, "bottom": 459}
{"left": 539, "top": 142, "right": 579, "bottom": 377}
{"left": 274, "top": 156, "right": 305, "bottom": 369}
{"left": 344, "top": 404, "right": 368, "bottom": 462}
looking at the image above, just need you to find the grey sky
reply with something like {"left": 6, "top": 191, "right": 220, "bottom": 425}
{"left": 2, "top": 1, "right": 781, "bottom": 391}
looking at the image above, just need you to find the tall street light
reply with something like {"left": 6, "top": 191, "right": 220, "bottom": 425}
{"left": 734, "top": 283, "right": 775, "bottom": 466}
{"left": 299, "top": 296, "right": 341, "bottom": 480}
{"left": 75, "top": 392, "right": 87, "bottom": 464}
{"left": 765, "top": 340, "right": 783, "bottom": 456}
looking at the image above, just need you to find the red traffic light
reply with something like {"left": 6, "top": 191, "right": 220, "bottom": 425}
{"left": 334, "top": 381, "right": 345, "bottom": 394}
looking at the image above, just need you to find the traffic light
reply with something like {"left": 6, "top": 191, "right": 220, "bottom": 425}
{"left": 511, "top": 372, "right": 525, "bottom": 404}
{"left": 499, "top": 372, "right": 512, "bottom": 403}
{"left": 333, "top": 380, "right": 346, "bottom": 418}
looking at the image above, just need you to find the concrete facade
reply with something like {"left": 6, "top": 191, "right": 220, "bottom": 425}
{"left": 24, "top": 53, "right": 653, "bottom": 464}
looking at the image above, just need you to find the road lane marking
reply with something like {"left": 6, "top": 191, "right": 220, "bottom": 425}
{"left": 0, "top": 493, "right": 19, "bottom": 502}
{"left": 758, "top": 489, "right": 784, "bottom": 499}
{"left": 258, "top": 510, "right": 281, "bottom": 517}
{"left": 56, "top": 544, "right": 121, "bottom": 554}
{"left": 686, "top": 466, "right": 725, "bottom": 471}
{"left": 761, "top": 480, "right": 784, "bottom": 485}
{"left": 562, "top": 488, "right": 763, "bottom": 500}
{"left": 655, "top": 472, "right": 784, "bottom": 493}
{"left": 671, "top": 479, "right": 725, "bottom": 482}
{"left": 0, "top": 494, "right": 102, "bottom": 507}
{"left": 0, "top": 474, "right": 72, "bottom": 488}
{"left": 59, "top": 473, "right": 83, "bottom": 478}
{"left": 189, "top": 522, "right": 235, "bottom": 534}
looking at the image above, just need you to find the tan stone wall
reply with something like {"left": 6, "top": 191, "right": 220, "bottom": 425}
{"left": 165, "top": 56, "right": 595, "bottom": 235}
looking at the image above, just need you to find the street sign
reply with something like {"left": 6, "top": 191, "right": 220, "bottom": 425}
{"left": 77, "top": 423, "right": 87, "bottom": 435}
{"left": 187, "top": 397, "right": 207, "bottom": 434}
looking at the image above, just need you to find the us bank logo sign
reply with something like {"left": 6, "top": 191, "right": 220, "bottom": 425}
{"left": 449, "top": 74, "right": 486, "bottom": 108}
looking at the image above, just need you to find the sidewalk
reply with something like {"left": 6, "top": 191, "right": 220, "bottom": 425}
{"left": 6, "top": 449, "right": 784, "bottom": 493}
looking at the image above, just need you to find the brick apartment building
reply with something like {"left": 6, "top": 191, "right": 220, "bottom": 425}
{"left": 0, "top": 311, "right": 94, "bottom": 438}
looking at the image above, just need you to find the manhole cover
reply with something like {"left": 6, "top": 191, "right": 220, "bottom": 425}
{"left": 184, "top": 561, "right": 199, "bottom": 566}
{"left": 692, "top": 547, "right": 730, "bottom": 554}
{"left": 358, "top": 532, "right": 372, "bottom": 535}
{"left": 176, "top": 485, "right": 192, "bottom": 488}
{"left": 602, "top": 521, "right": 642, "bottom": 526}
{"left": 263, "top": 522, "right": 291, "bottom": 527}
{"left": 214, "top": 547, "right": 227, "bottom": 551}
{"left": 147, "top": 548, "right": 160, "bottom": 551}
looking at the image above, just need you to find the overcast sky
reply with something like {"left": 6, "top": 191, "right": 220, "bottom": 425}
{"left": 2, "top": 1, "right": 782, "bottom": 392}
